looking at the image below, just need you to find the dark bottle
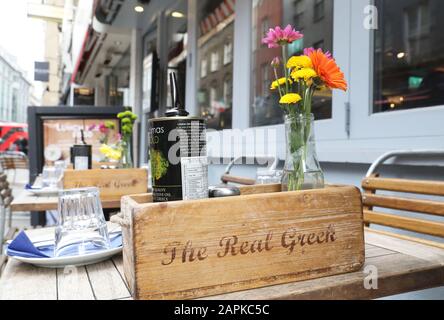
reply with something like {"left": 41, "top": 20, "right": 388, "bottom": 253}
{"left": 72, "top": 129, "right": 92, "bottom": 170}
{"left": 149, "top": 72, "right": 208, "bottom": 202}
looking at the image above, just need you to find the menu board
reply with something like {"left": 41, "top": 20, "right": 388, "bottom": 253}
{"left": 42, "top": 118, "right": 120, "bottom": 166}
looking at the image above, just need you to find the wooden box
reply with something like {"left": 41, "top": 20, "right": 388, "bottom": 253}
{"left": 63, "top": 168, "right": 148, "bottom": 203}
{"left": 118, "top": 184, "right": 365, "bottom": 300}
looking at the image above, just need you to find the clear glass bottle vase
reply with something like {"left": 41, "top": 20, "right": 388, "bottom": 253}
{"left": 281, "top": 114, "right": 324, "bottom": 191}
{"left": 120, "top": 139, "right": 133, "bottom": 169}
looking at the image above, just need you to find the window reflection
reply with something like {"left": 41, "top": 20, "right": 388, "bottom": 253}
{"left": 374, "top": 0, "right": 444, "bottom": 113}
{"left": 167, "top": 0, "right": 188, "bottom": 110}
{"left": 251, "top": 0, "right": 334, "bottom": 127}
{"left": 197, "top": 0, "right": 235, "bottom": 130}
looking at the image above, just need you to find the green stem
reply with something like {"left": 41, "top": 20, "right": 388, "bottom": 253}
{"left": 282, "top": 46, "right": 289, "bottom": 94}
{"left": 273, "top": 67, "right": 283, "bottom": 98}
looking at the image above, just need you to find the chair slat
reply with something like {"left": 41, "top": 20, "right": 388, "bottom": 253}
{"left": 364, "top": 210, "right": 444, "bottom": 238}
{"left": 362, "top": 194, "right": 444, "bottom": 217}
{"left": 362, "top": 178, "right": 444, "bottom": 196}
{"left": 365, "top": 227, "right": 444, "bottom": 250}
{"left": 0, "top": 255, "right": 7, "bottom": 275}
{"left": 221, "top": 174, "right": 256, "bottom": 185}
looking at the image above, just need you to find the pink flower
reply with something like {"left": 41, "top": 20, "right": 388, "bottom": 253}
{"left": 88, "top": 124, "right": 96, "bottom": 131}
{"left": 271, "top": 57, "right": 281, "bottom": 68}
{"left": 262, "top": 25, "right": 303, "bottom": 48}
{"left": 99, "top": 124, "right": 108, "bottom": 134}
{"left": 304, "top": 47, "right": 332, "bottom": 59}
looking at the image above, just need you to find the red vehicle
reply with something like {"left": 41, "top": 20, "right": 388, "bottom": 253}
{"left": 0, "top": 122, "right": 29, "bottom": 153}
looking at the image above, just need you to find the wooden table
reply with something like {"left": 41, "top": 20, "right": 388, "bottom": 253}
{"left": 11, "top": 192, "right": 121, "bottom": 212}
{"left": 1, "top": 229, "right": 443, "bottom": 300}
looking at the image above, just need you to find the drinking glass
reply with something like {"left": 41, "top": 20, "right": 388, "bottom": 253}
{"left": 54, "top": 160, "right": 66, "bottom": 173}
{"left": 55, "top": 187, "right": 110, "bottom": 257}
{"left": 42, "top": 166, "right": 59, "bottom": 189}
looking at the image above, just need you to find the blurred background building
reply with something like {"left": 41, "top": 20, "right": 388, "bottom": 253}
{"left": 0, "top": 0, "right": 439, "bottom": 178}
{"left": 0, "top": 0, "right": 443, "bottom": 186}
{"left": 0, "top": 47, "right": 31, "bottom": 123}
{"left": 27, "top": 0, "right": 73, "bottom": 106}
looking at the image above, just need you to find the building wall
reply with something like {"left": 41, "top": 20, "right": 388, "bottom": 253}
{"left": 253, "top": 0, "right": 283, "bottom": 97}
{"left": 27, "top": 0, "right": 66, "bottom": 106}
{"left": 42, "top": 20, "right": 62, "bottom": 106}
{"left": 0, "top": 51, "right": 30, "bottom": 123}
{"left": 197, "top": 21, "right": 234, "bottom": 130}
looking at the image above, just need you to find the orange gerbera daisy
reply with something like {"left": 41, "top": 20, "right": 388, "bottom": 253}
{"left": 308, "top": 49, "right": 347, "bottom": 91}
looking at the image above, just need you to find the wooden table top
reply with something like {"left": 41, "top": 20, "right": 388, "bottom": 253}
{"left": 1, "top": 229, "right": 443, "bottom": 300}
{"left": 11, "top": 192, "right": 121, "bottom": 211}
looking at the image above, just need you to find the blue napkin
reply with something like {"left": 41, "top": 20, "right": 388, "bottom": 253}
{"left": 7, "top": 231, "right": 122, "bottom": 259}
{"left": 25, "top": 183, "right": 43, "bottom": 190}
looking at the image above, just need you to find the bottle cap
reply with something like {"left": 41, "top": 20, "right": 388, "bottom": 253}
{"left": 209, "top": 185, "right": 241, "bottom": 198}
{"left": 166, "top": 72, "right": 189, "bottom": 117}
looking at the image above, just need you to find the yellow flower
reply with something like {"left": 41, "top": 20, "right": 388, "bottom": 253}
{"left": 100, "top": 144, "right": 122, "bottom": 161}
{"left": 279, "top": 93, "right": 302, "bottom": 104}
{"left": 291, "top": 68, "right": 318, "bottom": 81}
{"left": 270, "top": 77, "right": 293, "bottom": 90}
{"left": 287, "top": 55, "right": 313, "bottom": 69}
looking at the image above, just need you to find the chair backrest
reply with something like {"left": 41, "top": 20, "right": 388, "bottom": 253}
{"left": 0, "top": 152, "right": 29, "bottom": 170}
{"left": 0, "top": 172, "right": 13, "bottom": 208}
{"left": 362, "top": 175, "right": 444, "bottom": 247}
{"left": 0, "top": 255, "right": 7, "bottom": 276}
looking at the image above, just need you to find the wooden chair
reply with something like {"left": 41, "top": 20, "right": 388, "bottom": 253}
{"left": 0, "top": 151, "right": 29, "bottom": 184}
{"left": 220, "top": 156, "right": 278, "bottom": 186}
{"left": 0, "top": 254, "right": 6, "bottom": 276}
{"left": 362, "top": 151, "right": 444, "bottom": 250}
{"left": 0, "top": 172, "right": 14, "bottom": 255}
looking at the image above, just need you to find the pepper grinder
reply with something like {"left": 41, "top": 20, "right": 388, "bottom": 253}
{"left": 72, "top": 130, "right": 92, "bottom": 170}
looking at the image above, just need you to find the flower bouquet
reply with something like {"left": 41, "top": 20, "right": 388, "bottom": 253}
{"left": 99, "top": 110, "right": 138, "bottom": 168}
{"left": 117, "top": 110, "right": 138, "bottom": 168}
{"left": 262, "top": 25, "right": 347, "bottom": 191}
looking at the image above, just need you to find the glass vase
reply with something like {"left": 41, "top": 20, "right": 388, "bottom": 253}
{"left": 281, "top": 114, "right": 324, "bottom": 191}
{"left": 120, "top": 139, "right": 133, "bottom": 169}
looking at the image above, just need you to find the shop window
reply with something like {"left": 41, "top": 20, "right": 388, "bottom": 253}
{"left": 11, "top": 89, "right": 18, "bottom": 122}
{"left": 73, "top": 88, "right": 95, "bottom": 106}
{"left": 223, "top": 76, "right": 232, "bottom": 104}
{"left": 373, "top": 0, "right": 444, "bottom": 113}
{"left": 261, "top": 17, "right": 270, "bottom": 47}
{"left": 197, "top": 0, "right": 235, "bottom": 130}
{"left": 166, "top": 1, "right": 188, "bottom": 109}
{"left": 313, "top": 39, "right": 324, "bottom": 50}
{"left": 313, "top": 0, "right": 325, "bottom": 22}
{"left": 261, "top": 63, "right": 269, "bottom": 98}
{"left": 210, "top": 85, "right": 218, "bottom": 106}
{"left": 201, "top": 58, "right": 208, "bottom": 78}
{"left": 294, "top": 12, "right": 304, "bottom": 29}
{"left": 210, "top": 51, "right": 220, "bottom": 72}
{"left": 223, "top": 42, "right": 233, "bottom": 65}
{"left": 250, "top": 0, "right": 333, "bottom": 127}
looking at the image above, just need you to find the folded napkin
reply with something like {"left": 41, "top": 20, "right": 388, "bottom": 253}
{"left": 7, "top": 231, "right": 122, "bottom": 259}
{"left": 25, "top": 183, "right": 42, "bottom": 190}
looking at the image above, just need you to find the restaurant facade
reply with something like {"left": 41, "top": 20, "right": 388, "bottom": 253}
{"left": 63, "top": 0, "right": 444, "bottom": 186}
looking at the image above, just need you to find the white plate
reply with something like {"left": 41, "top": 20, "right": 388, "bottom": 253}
{"left": 11, "top": 246, "right": 122, "bottom": 268}
{"left": 27, "top": 188, "right": 59, "bottom": 197}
